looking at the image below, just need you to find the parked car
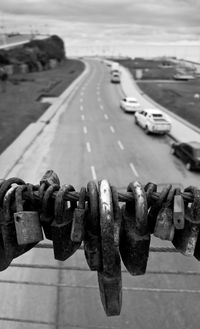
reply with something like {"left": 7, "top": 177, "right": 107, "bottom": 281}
{"left": 171, "top": 141, "right": 200, "bottom": 170}
{"left": 134, "top": 108, "right": 171, "bottom": 135}
{"left": 120, "top": 97, "right": 141, "bottom": 113}
{"left": 110, "top": 71, "right": 120, "bottom": 83}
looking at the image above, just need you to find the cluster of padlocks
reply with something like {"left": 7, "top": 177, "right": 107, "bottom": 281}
{"left": 0, "top": 170, "right": 200, "bottom": 316}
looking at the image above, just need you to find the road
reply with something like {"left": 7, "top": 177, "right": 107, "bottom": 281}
{"left": 1, "top": 59, "right": 200, "bottom": 328}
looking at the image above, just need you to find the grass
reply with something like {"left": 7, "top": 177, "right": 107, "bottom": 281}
{"left": 117, "top": 58, "right": 200, "bottom": 128}
{"left": 0, "top": 58, "right": 85, "bottom": 154}
{"left": 137, "top": 79, "right": 200, "bottom": 128}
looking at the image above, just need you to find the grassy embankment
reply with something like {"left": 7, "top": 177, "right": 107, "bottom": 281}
{"left": 0, "top": 59, "right": 84, "bottom": 154}
{"left": 117, "top": 58, "right": 200, "bottom": 128}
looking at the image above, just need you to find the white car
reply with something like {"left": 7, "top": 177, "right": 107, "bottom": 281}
{"left": 134, "top": 108, "right": 172, "bottom": 135}
{"left": 120, "top": 97, "right": 141, "bottom": 113}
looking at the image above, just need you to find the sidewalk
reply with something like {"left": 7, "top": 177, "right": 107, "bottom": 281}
{"left": 0, "top": 60, "right": 89, "bottom": 179}
{"left": 119, "top": 65, "right": 200, "bottom": 143}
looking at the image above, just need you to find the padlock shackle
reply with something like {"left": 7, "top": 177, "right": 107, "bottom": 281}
{"left": 15, "top": 185, "right": 27, "bottom": 213}
{"left": 111, "top": 185, "right": 121, "bottom": 248}
{"left": 86, "top": 181, "right": 99, "bottom": 231}
{"left": 164, "top": 187, "right": 176, "bottom": 208}
{"left": 0, "top": 178, "right": 25, "bottom": 207}
{"left": 3, "top": 185, "right": 18, "bottom": 223}
{"left": 144, "top": 182, "right": 157, "bottom": 208}
{"left": 54, "top": 186, "right": 66, "bottom": 225}
{"left": 99, "top": 179, "right": 116, "bottom": 274}
{"left": 127, "top": 181, "right": 148, "bottom": 236}
{"left": 42, "top": 184, "right": 59, "bottom": 218}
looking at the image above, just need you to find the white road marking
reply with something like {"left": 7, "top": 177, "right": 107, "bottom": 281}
{"left": 100, "top": 104, "right": 104, "bottom": 111}
{"left": 117, "top": 140, "right": 124, "bottom": 150}
{"left": 129, "top": 162, "right": 139, "bottom": 177}
{"left": 104, "top": 114, "right": 109, "bottom": 120}
{"left": 110, "top": 126, "right": 115, "bottom": 133}
{"left": 83, "top": 126, "right": 87, "bottom": 134}
{"left": 80, "top": 105, "right": 84, "bottom": 111}
{"left": 91, "top": 166, "right": 97, "bottom": 180}
{"left": 98, "top": 97, "right": 101, "bottom": 102}
{"left": 86, "top": 142, "right": 91, "bottom": 153}
{"left": 80, "top": 98, "right": 83, "bottom": 103}
{"left": 81, "top": 114, "right": 85, "bottom": 121}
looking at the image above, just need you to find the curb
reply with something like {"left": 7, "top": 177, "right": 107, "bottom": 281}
{"left": 0, "top": 60, "right": 89, "bottom": 179}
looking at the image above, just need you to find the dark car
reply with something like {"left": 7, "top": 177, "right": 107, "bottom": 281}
{"left": 171, "top": 141, "right": 200, "bottom": 170}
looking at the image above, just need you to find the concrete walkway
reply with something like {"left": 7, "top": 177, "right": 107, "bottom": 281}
{"left": 0, "top": 61, "right": 90, "bottom": 178}
{"left": 119, "top": 65, "right": 200, "bottom": 143}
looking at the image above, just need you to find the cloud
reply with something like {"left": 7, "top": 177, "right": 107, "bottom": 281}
{"left": 0, "top": 0, "right": 199, "bottom": 44}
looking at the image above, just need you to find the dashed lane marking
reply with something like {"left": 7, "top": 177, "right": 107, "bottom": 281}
{"left": 80, "top": 105, "right": 84, "bottom": 111}
{"left": 81, "top": 114, "right": 85, "bottom": 121}
{"left": 83, "top": 126, "right": 87, "bottom": 134}
{"left": 104, "top": 114, "right": 109, "bottom": 120}
{"left": 110, "top": 126, "right": 115, "bottom": 133}
{"left": 86, "top": 142, "right": 91, "bottom": 153}
{"left": 91, "top": 166, "right": 97, "bottom": 180}
{"left": 129, "top": 162, "right": 139, "bottom": 177}
{"left": 117, "top": 140, "right": 124, "bottom": 150}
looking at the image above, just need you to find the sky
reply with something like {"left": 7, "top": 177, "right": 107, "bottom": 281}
{"left": 0, "top": 0, "right": 200, "bottom": 53}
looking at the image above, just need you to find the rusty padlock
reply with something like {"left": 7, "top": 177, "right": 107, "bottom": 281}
{"left": 173, "top": 187, "right": 200, "bottom": 256}
{"left": 51, "top": 184, "right": 80, "bottom": 261}
{"left": 1, "top": 185, "right": 18, "bottom": 263}
{"left": 173, "top": 188, "right": 185, "bottom": 230}
{"left": 40, "top": 184, "right": 59, "bottom": 240}
{"left": 71, "top": 187, "right": 86, "bottom": 242}
{"left": 153, "top": 187, "right": 175, "bottom": 241}
{"left": 84, "top": 181, "right": 101, "bottom": 271}
{"left": 119, "top": 181, "right": 150, "bottom": 275}
{"left": 14, "top": 185, "right": 44, "bottom": 245}
{"left": 1, "top": 185, "right": 27, "bottom": 263}
{"left": 148, "top": 184, "right": 172, "bottom": 233}
{"left": 97, "top": 180, "right": 122, "bottom": 316}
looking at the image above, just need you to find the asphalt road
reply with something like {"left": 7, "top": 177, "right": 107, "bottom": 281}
{"left": 1, "top": 59, "right": 200, "bottom": 329}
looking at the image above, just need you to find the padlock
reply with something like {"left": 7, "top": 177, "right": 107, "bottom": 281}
{"left": 40, "top": 184, "right": 59, "bottom": 240}
{"left": 39, "top": 170, "right": 60, "bottom": 200}
{"left": 173, "top": 188, "right": 185, "bottom": 230}
{"left": 119, "top": 181, "right": 150, "bottom": 276}
{"left": 14, "top": 185, "right": 44, "bottom": 245}
{"left": 71, "top": 187, "right": 86, "bottom": 242}
{"left": 173, "top": 187, "right": 200, "bottom": 256}
{"left": 84, "top": 181, "right": 101, "bottom": 271}
{"left": 1, "top": 185, "right": 26, "bottom": 263}
{"left": 144, "top": 182, "right": 157, "bottom": 209}
{"left": 97, "top": 180, "right": 122, "bottom": 316}
{"left": 154, "top": 187, "right": 175, "bottom": 241}
{"left": 51, "top": 184, "right": 80, "bottom": 261}
{"left": 148, "top": 184, "right": 172, "bottom": 233}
